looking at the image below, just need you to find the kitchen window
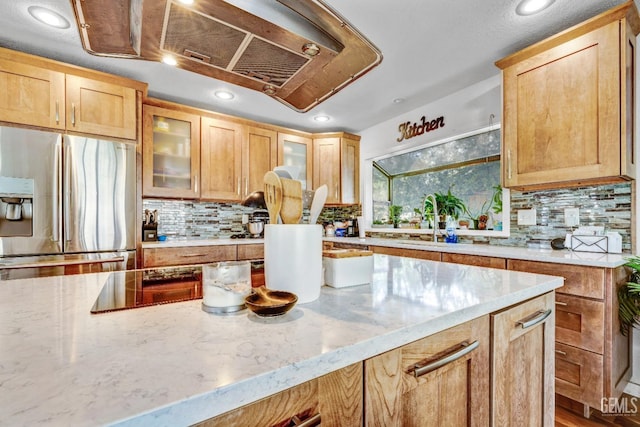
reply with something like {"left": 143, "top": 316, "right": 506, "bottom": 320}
{"left": 372, "top": 128, "right": 508, "bottom": 234}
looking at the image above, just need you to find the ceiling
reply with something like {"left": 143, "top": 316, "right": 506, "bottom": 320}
{"left": 0, "top": 0, "right": 630, "bottom": 134}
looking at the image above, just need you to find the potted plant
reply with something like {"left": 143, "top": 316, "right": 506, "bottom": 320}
{"left": 465, "top": 199, "right": 491, "bottom": 230}
{"left": 389, "top": 205, "right": 403, "bottom": 228}
{"left": 424, "top": 186, "right": 466, "bottom": 229}
{"left": 619, "top": 256, "right": 640, "bottom": 336}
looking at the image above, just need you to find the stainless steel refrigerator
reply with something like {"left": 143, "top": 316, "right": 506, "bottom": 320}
{"left": 0, "top": 126, "right": 136, "bottom": 279}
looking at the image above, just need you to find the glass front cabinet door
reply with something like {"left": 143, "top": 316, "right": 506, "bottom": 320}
{"left": 277, "top": 132, "right": 312, "bottom": 190}
{"left": 142, "top": 105, "right": 201, "bottom": 198}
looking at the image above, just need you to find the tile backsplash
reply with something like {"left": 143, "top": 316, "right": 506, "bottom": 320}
{"left": 142, "top": 199, "right": 361, "bottom": 239}
{"left": 145, "top": 183, "right": 631, "bottom": 251}
{"left": 368, "top": 182, "right": 633, "bottom": 252}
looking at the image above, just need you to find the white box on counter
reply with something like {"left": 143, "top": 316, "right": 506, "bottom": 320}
{"left": 323, "top": 249, "right": 373, "bottom": 288}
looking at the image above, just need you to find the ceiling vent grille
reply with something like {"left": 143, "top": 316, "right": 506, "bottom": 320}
{"left": 232, "top": 37, "right": 309, "bottom": 87}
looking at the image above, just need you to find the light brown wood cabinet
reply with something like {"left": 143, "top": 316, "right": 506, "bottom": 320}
{"left": 142, "top": 245, "right": 236, "bottom": 268}
{"left": 0, "top": 51, "right": 138, "bottom": 140}
{"left": 371, "top": 245, "right": 441, "bottom": 261}
{"left": 442, "top": 252, "right": 506, "bottom": 269}
{"left": 277, "top": 132, "right": 313, "bottom": 190}
{"left": 142, "top": 105, "right": 201, "bottom": 198}
{"left": 200, "top": 117, "right": 244, "bottom": 200}
{"left": 196, "top": 362, "right": 363, "bottom": 427}
{"left": 507, "top": 259, "right": 630, "bottom": 412}
{"left": 313, "top": 133, "right": 360, "bottom": 204}
{"left": 364, "top": 315, "right": 490, "bottom": 426}
{"left": 491, "top": 292, "right": 555, "bottom": 426}
{"left": 496, "top": 3, "right": 640, "bottom": 190}
{"left": 244, "top": 126, "right": 277, "bottom": 198}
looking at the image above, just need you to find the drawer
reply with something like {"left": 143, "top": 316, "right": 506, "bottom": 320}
{"left": 508, "top": 259, "right": 605, "bottom": 299}
{"left": 555, "top": 342, "right": 603, "bottom": 409}
{"left": 372, "top": 246, "right": 441, "bottom": 261}
{"left": 555, "top": 294, "right": 604, "bottom": 354}
{"left": 142, "top": 245, "right": 236, "bottom": 267}
{"left": 237, "top": 244, "right": 264, "bottom": 261}
{"left": 442, "top": 253, "right": 506, "bottom": 269}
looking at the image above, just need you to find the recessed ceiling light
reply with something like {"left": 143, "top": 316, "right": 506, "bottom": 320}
{"left": 178, "top": 0, "right": 194, "bottom": 4}
{"left": 516, "top": 0, "right": 555, "bottom": 16}
{"left": 393, "top": 98, "right": 405, "bottom": 104}
{"left": 214, "top": 90, "right": 235, "bottom": 100}
{"left": 313, "top": 115, "right": 330, "bottom": 122}
{"left": 27, "top": 6, "right": 70, "bottom": 29}
{"left": 162, "top": 55, "right": 177, "bottom": 66}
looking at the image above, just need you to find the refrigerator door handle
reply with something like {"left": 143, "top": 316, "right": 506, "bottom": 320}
{"left": 52, "top": 137, "right": 62, "bottom": 243}
{"left": 63, "top": 141, "right": 71, "bottom": 244}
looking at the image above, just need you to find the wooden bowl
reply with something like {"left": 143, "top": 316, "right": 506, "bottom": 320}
{"left": 244, "top": 286, "right": 298, "bottom": 317}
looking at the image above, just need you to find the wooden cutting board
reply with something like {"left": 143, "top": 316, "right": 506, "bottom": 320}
{"left": 279, "top": 178, "right": 303, "bottom": 224}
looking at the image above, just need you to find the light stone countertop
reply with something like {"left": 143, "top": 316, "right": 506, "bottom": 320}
{"left": 0, "top": 255, "right": 562, "bottom": 427}
{"left": 325, "top": 237, "right": 629, "bottom": 268}
{"left": 142, "top": 236, "right": 629, "bottom": 268}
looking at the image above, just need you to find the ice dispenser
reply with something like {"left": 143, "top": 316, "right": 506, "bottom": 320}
{"left": 0, "top": 176, "right": 34, "bottom": 237}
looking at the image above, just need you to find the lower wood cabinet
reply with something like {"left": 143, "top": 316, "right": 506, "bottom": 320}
{"left": 142, "top": 245, "right": 236, "bottom": 267}
{"left": 371, "top": 245, "right": 441, "bottom": 261}
{"left": 442, "top": 252, "right": 506, "bottom": 269}
{"left": 196, "top": 362, "right": 363, "bottom": 427}
{"left": 491, "top": 292, "right": 555, "bottom": 426}
{"left": 364, "top": 315, "right": 490, "bottom": 426}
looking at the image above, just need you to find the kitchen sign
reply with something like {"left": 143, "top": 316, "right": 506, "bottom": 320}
{"left": 397, "top": 115, "right": 445, "bottom": 142}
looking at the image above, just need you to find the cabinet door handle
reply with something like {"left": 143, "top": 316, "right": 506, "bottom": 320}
{"left": 555, "top": 350, "right": 567, "bottom": 356}
{"left": 244, "top": 177, "right": 248, "bottom": 196}
{"left": 291, "top": 413, "right": 321, "bottom": 427}
{"left": 516, "top": 309, "right": 552, "bottom": 329}
{"left": 194, "top": 175, "right": 198, "bottom": 194}
{"left": 335, "top": 183, "right": 339, "bottom": 200}
{"left": 71, "top": 102, "right": 76, "bottom": 126}
{"left": 507, "top": 149, "right": 512, "bottom": 180}
{"left": 555, "top": 301, "right": 568, "bottom": 306}
{"left": 237, "top": 177, "right": 241, "bottom": 195}
{"left": 408, "top": 340, "right": 479, "bottom": 378}
{"left": 55, "top": 100, "right": 60, "bottom": 124}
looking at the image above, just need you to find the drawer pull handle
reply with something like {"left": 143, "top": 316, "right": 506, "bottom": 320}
{"left": 181, "top": 253, "right": 207, "bottom": 258}
{"left": 291, "top": 413, "right": 321, "bottom": 427}
{"left": 555, "top": 350, "right": 567, "bottom": 356}
{"left": 408, "top": 340, "right": 479, "bottom": 378}
{"left": 517, "top": 309, "right": 552, "bottom": 329}
{"left": 555, "top": 301, "right": 568, "bottom": 306}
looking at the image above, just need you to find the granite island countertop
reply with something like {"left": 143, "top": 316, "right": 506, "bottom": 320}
{"left": 0, "top": 255, "right": 563, "bottom": 426}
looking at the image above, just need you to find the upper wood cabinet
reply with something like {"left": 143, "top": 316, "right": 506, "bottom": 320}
{"left": 200, "top": 117, "right": 244, "bottom": 200}
{"left": 313, "top": 133, "right": 360, "bottom": 204}
{"left": 496, "top": 3, "right": 640, "bottom": 190}
{"left": 0, "top": 49, "right": 140, "bottom": 140}
{"left": 0, "top": 59, "right": 65, "bottom": 130}
{"left": 364, "top": 315, "right": 490, "bottom": 426}
{"left": 278, "top": 132, "right": 313, "bottom": 190}
{"left": 491, "top": 292, "right": 555, "bottom": 426}
{"left": 65, "top": 75, "right": 137, "bottom": 140}
{"left": 142, "top": 105, "right": 201, "bottom": 198}
{"left": 244, "top": 126, "right": 277, "bottom": 198}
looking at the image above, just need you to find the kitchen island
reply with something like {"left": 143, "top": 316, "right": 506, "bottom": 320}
{"left": 0, "top": 254, "right": 562, "bottom": 426}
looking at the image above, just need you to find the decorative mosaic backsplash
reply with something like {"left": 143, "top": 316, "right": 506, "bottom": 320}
{"left": 368, "top": 182, "right": 633, "bottom": 252}
{"left": 142, "top": 199, "right": 361, "bottom": 239}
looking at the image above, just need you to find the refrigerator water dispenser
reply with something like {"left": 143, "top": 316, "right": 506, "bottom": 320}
{"left": 0, "top": 176, "right": 34, "bottom": 237}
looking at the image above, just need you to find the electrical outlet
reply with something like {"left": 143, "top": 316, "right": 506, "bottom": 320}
{"left": 517, "top": 208, "right": 537, "bottom": 226}
{"left": 565, "top": 208, "right": 579, "bottom": 226}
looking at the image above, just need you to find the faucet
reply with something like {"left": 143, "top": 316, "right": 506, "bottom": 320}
{"left": 423, "top": 194, "right": 438, "bottom": 242}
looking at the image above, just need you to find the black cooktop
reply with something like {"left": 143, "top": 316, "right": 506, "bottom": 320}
{"left": 90, "top": 266, "right": 203, "bottom": 314}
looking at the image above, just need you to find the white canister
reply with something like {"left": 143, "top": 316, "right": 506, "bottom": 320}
{"left": 264, "top": 224, "right": 323, "bottom": 303}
